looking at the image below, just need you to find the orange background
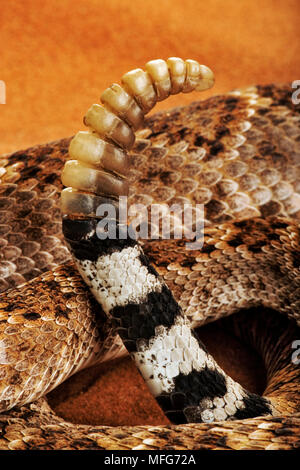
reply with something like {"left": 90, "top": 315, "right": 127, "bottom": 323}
{"left": 1, "top": 0, "right": 300, "bottom": 155}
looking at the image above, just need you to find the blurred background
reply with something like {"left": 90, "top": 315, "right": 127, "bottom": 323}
{"left": 1, "top": 0, "right": 299, "bottom": 155}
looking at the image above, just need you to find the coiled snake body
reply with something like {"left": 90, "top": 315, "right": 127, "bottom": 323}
{"left": 0, "top": 59, "right": 299, "bottom": 449}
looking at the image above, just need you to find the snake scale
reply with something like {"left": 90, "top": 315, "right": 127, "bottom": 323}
{"left": 0, "top": 57, "right": 299, "bottom": 450}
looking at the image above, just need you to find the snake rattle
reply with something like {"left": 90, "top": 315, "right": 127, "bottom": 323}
{"left": 61, "top": 58, "right": 283, "bottom": 424}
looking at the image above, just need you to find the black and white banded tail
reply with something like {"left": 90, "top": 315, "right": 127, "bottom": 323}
{"left": 61, "top": 58, "right": 274, "bottom": 424}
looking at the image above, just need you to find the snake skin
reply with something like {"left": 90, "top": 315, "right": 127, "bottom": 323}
{"left": 0, "top": 84, "right": 299, "bottom": 449}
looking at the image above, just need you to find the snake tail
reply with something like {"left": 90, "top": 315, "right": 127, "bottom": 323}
{"left": 61, "top": 58, "right": 275, "bottom": 424}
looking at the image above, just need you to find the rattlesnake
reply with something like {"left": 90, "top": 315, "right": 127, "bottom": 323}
{"left": 0, "top": 58, "right": 299, "bottom": 450}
